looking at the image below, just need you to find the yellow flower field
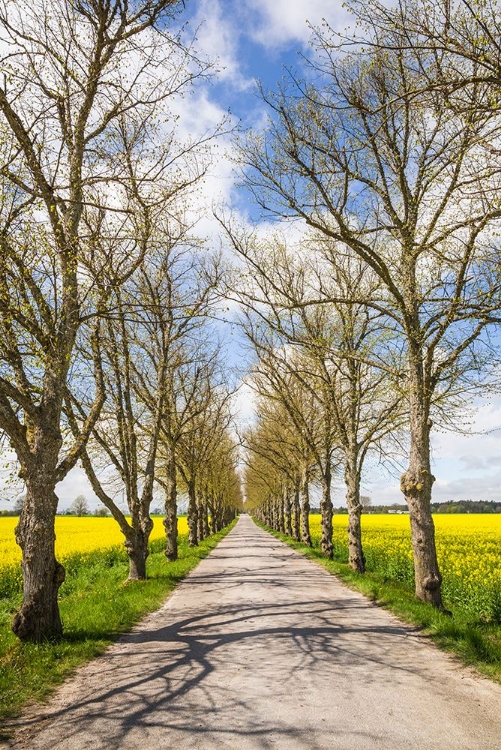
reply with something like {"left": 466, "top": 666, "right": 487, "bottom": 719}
{"left": 0, "top": 516, "right": 189, "bottom": 595}
{"left": 310, "top": 514, "right": 501, "bottom": 621}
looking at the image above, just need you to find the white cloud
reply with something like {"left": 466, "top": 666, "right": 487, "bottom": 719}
{"left": 188, "top": 0, "right": 254, "bottom": 90}
{"left": 244, "top": 0, "right": 351, "bottom": 49}
{"left": 232, "top": 380, "right": 258, "bottom": 429}
{"left": 433, "top": 474, "right": 501, "bottom": 503}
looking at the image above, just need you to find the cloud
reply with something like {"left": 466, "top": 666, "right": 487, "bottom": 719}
{"left": 459, "top": 455, "right": 486, "bottom": 471}
{"left": 188, "top": 0, "right": 254, "bottom": 91}
{"left": 244, "top": 0, "right": 350, "bottom": 50}
{"left": 433, "top": 473, "right": 501, "bottom": 503}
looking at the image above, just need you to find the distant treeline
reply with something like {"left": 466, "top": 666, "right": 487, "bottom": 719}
{"left": 324, "top": 500, "right": 501, "bottom": 515}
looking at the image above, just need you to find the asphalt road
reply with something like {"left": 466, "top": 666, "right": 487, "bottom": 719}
{"left": 6, "top": 514, "right": 501, "bottom": 749}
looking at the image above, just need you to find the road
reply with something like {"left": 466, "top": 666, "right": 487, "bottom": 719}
{"left": 6, "top": 514, "right": 501, "bottom": 749}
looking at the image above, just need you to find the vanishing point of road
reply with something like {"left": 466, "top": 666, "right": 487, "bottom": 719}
{"left": 6, "top": 514, "right": 501, "bottom": 749}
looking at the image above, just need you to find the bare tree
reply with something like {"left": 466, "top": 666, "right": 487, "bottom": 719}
{"left": 237, "top": 30, "right": 501, "bottom": 607}
{"left": 176, "top": 352, "right": 235, "bottom": 546}
{"left": 226, "top": 232, "right": 406, "bottom": 570}
{"left": 135, "top": 248, "right": 224, "bottom": 562}
{"left": 0, "top": 0, "right": 210, "bottom": 641}
{"left": 70, "top": 495, "right": 89, "bottom": 516}
{"left": 245, "top": 330, "right": 331, "bottom": 552}
{"left": 244, "top": 400, "right": 303, "bottom": 540}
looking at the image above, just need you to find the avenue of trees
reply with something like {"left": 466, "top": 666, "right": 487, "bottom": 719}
{"left": 235, "top": 0, "right": 501, "bottom": 610}
{"left": 0, "top": 0, "right": 241, "bottom": 643}
{"left": 3, "top": 0, "right": 501, "bottom": 643}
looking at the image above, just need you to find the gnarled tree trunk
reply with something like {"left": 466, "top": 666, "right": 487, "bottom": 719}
{"left": 320, "top": 464, "right": 333, "bottom": 559}
{"left": 13, "top": 471, "right": 65, "bottom": 642}
{"left": 125, "top": 521, "right": 152, "bottom": 581}
{"left": 163, "top": 454, "right": 178, "bottom": 561}
{"left": 401, "top": 349, "right": 443, "bottom": 607}
{"left": 187, "top": 480, "right": 198, "bottom": 547}
{"left": 300, "top": 463, "right": 311, "bottom": 547}
{"left": 345, "top": 452, "right": 365, "bottom": 573}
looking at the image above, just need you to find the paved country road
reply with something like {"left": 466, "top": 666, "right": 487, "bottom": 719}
{"left": 4, "top": 515, "right": 501, "bottom": 749}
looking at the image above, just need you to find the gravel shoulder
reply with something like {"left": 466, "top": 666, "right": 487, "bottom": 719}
{"left": 3, "top": 514, "right": 501, "bottom": 749}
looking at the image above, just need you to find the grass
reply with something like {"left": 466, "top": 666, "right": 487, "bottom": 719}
{"left": 256, "top": 521, "right": 501, "bottom": 684}
{"left": 0, "top": 522, "right": 236, "bottom": 733}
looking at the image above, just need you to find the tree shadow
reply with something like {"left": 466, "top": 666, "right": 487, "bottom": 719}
{"left": 5, "top": 518, "right": 492, "bottom": 750}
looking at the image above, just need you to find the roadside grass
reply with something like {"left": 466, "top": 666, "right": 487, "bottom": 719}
{"left": 256, "top": 522, "right": 501, "bottom": 684}
{"left": 0, "top": 522, "right": 236, "bottom": 732}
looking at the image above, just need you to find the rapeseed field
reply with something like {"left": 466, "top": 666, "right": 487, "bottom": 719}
{"left": 310, "top": 514, "right": 501, "bottom": 621}
{"left": 0, "top": 516, "right": 189, "bottom": 597}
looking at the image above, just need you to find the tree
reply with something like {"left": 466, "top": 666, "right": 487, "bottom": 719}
{"left": 71, "top": 495, "right": 89, "bottom": 516}
{"left": 175, "top": 350, "right": 235, "bottom": 546}
{"left": 226, "top": 231, "right": 406, "bottom": 570}
{"left": 69, "top": 232, "right": 223, "bottom": 578}
{"left": 93, "top": 506, "right": 109, "bottom": 517}
{"left": 244, "top": 332, "right": 327, "bottom": 551}
{"left": 237, "top": 27, "right": 501, "bottom": 607}
{"left": 244, "top": 400, "right": 303, "bottom": 540}
{"left": 0, "top": 0, "right": 203, "bottom": 641}
{"left": 134, "top": 246, "right": 224, "bottom": 562}
{"left": 350, "top": 0, "right": 501, "bottom": 110}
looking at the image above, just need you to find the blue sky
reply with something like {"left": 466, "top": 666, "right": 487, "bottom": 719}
{"left": 2, "top": 0, "right": 501, "bottom": 511}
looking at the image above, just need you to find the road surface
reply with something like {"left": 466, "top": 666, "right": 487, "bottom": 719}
{"left": 5, "top": 514, "right": 501, "bottom": 749}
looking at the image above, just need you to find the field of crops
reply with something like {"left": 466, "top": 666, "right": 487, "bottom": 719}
{"left": 309, "top": 514, "right": 501, "bottom": 621}
{"left": 3, "top": 514, "right": 501, "bottom": 622}
{"left": 0, "top": 516, "right": 189, "bottom": 597}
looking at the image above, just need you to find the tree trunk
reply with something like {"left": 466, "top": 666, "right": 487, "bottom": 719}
{"left": 284, "top": 485, "right": 293, "bottom": 537}
{"left": 12, "top": 472, "right": 65, "bottom": 642}
{"left": 345, "top": 453, "right": 365, "bottom": 573}
{"left": 204, "top": 498, "right": 210, "bottom": 537}
{"left": 197, "top": 497, "right": 206, "bottom": 542}
{"left": 163, "top": 454, "right": 178, "bottom": 561}
{"left": 401, "top": 354, "right": 443, "bottom": 608}
{"left": 320, "top": 465, "right": 333, "bottom": 559}
{"left": 293, "top": 484, "right": 300, "bottom": 541}
{"left": 278, "top": 493, "right": 285, "bottom": 533}
{"left": 187, "top": 480, "right": 198, "bottom": 547}
{"left": 125, "top": 523, "right": 151, "bottom": 581}
{"left": 300, "top": 464, "right": 312, "bottom": 547}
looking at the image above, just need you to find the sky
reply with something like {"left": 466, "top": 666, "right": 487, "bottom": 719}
{"left": 2, "top": 0, "right": 501, "bottom": 511}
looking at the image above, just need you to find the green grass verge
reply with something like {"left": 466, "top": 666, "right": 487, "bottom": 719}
{"left": 0, "top": 522, "right": 236, "bottom": 733}
{"left": 256, "top": 521, "right": 501, "bottom": 684}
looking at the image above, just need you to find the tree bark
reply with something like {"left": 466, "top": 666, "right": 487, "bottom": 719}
{"left": 401, "top": 350, "right": 443, "bottom": 607}
{"left": 12, "top": 473, "right": 65, "bottom": 642}
{"left": 263, "top": 500, "right": 271, "bottom": 526}
{"left": 163, "top": 454, "right": 178, "bottom": 561}
{"left": 320, "top": 464, "right": 333, "bottom": 559}
{"left": 197, "top": 497, "right": 206, "bottom": 542}
{"left": 187, "top": 480, "right": 198, "bottom": 547}
{"left": 293, "top": 484, "right": 301, "bottom": 541}
{"left": 278, "top": 493, "right": 285, "bottom": 533}
{"left": 284, "top": 485, "right": 293, "bottom": 537}
{"left": 345, "top": 453, "right": 366, "bottom": 573}
{"left": 300, "top": 464, "right": 312, "bottom": 547}
{"left": 125, "top": 523, "right": 151, "bottom": 581}
{"left": 204, "top": 499, "right": 210, "bottom": 537}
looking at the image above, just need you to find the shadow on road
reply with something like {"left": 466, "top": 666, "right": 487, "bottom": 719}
{"left": 9, "top": 523, "right": 452, "bottom": 750}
